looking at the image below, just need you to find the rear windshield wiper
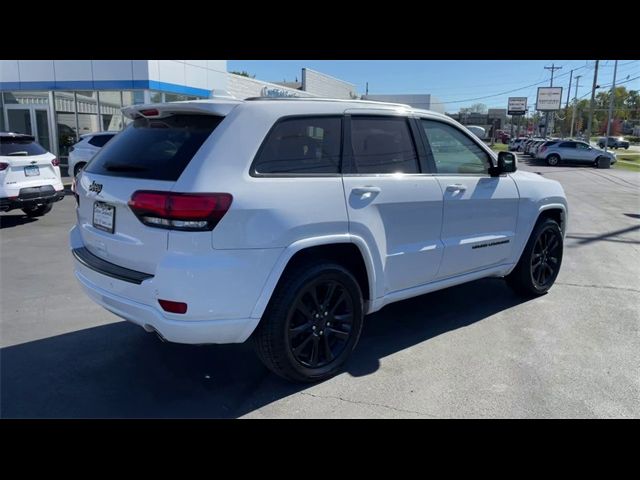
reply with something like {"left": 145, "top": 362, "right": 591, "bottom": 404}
{"left": 104, "top": 163, "right": 149, "bottom": 172}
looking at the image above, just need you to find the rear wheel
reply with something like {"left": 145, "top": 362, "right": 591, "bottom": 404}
{"left": 253, "top": 261, "right": 364, "bottom": 382}
{"left": 506, "top": 218, "right": 563, "bottom": 297}
{"left": 546, "top": 154, "right": 560, "bottom": 166}
{"left": 22, "top": 203, "right": 53, "bottom": 218}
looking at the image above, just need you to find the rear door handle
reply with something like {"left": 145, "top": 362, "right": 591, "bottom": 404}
{"left": 445, "top": 184, "right": 467, "bottom": 192}
{"left": 352, "top": 186, "right": 381, "bottom": 195}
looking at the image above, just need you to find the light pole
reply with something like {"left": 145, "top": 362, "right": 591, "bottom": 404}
{"left": 604, "top": 60, "right": 619, "bottom": 154}
{"left": 586, "top": 60, "right": 600, "bottom": 143}
{"left": 570, "top": 75, "right": 582, "bottom": 138}
{"left": 543, "top": 63, "right": 562, "bottom": 137}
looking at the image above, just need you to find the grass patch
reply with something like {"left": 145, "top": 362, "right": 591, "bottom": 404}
{"left": 614, "top": 161, "right": 640, "bottom": 172}
{"left": 490, "top": 143, "right": 508, "bottom": 152}
{"left": 616, "top": 154, "right": 639, "bottom": 163}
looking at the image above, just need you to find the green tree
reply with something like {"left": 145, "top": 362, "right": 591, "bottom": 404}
{"left": 230, "top": 70, "right": 255, "bottom": 78}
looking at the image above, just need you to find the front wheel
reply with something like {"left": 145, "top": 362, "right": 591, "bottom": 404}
{"left": 253, "top": 261, "right": 364, "bottom": 382}
{"left": 546, "top": 154, "right": 560, "bottom": 166}
{"left": 22, "top": 203, "right": 53, "bottom": 217}
{"left": 506, "top": 218, "right": 563, "bottom": 297}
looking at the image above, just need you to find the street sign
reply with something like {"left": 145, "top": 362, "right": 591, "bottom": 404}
{"left": 536, "top": 87, "right": 563, "bottom": 111}
{"left": 508, "top": 97, "right": 527, "bottom": 115}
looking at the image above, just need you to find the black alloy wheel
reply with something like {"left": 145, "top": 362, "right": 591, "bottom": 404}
{"left": 530, "top": 226, "right": 562, "bottom": 289}
{"left": 287, "top": 279, "right": 354, "bottom": 369}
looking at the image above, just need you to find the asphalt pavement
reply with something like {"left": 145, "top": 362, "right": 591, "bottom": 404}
{"left": 1, "top": 156, "right": 639, "bottom": 418}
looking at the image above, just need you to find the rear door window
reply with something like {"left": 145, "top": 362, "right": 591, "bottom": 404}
{"left": 0, "top": 137, "right": 48, "bottom": 156}
{"left": 252, "top": 116, "right": 342, "bottom": 175}
{"left": 84, "top": 114, "right": 223, "bottom": 180}
{"left": 559, "top": 142, "right": 576, "bottom": 149}
{"left": 88, "top": 134, "right": 116, "bottom": 148}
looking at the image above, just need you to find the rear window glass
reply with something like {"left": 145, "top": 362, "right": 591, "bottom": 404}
{"left": 84, "top": 114, "right": 223, "bottom": 180}
{"left": 0, "top": 137, "right": 48, "bottom": 156}
{"left": 88, "top": 134, "right": 115, "bottom": 148}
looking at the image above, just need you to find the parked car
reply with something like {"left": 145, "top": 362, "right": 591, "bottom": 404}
{"left": 68, "top": 131, "right": 118, "bottom": 177}
{"left": 1, "top": 132, "right": 65, "bottom": 216}
{"left": 541, "top": 140, "right": 616, "bottom": 167}
{"left": 597, "top": 136, "right": 630, "bottom": 149}
{"left": 70, "top": 98, "right": 568, "bottom": 382}
{"left": 509, "top": 137, "right": 526, "bottom": 151}
{"left": 535, "top": 140, "right": 562, "bottom": 159}
{"left": 524, "top": 138, "right": 545, "bottom": 155}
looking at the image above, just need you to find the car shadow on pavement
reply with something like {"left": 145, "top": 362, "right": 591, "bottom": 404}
{"left": 0, "top": 213, "right": 38, "bottom": 229}
{"left": 0, "top": 278, "right": 532, "bottom": 419}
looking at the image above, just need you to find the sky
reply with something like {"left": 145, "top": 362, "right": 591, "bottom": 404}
{"left": 227, "top": 60, "right": 640, "bottom": 113}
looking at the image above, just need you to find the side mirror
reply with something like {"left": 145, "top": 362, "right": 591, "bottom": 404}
{"left": 490, "top": 151, "right": 517, "bottom": 176}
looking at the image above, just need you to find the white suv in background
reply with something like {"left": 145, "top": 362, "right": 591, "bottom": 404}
{"left": 70, "top": 98, "right": 568, "bottom": 382}
{"left": 68, "top": 131, "right": 118, "bottom": 177}
{"left": 1, "top": 132, "right": 65, "bottom": 217}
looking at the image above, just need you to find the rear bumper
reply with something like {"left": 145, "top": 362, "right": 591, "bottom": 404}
{"left": 75, "top": 269, "right": 258, "bottom": 344}
{"left": 0, "top": 185, "right": 65, "bottom": 212}
{"left": 69, "top": 225, "right": 283, "bottom": 344}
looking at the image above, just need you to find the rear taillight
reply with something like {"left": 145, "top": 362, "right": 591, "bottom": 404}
{"left": 0, "top": 162, "right": 8, "bottom": 171}
{"left": 540, "top": 146, "right": 547, "bottom": 153}
{"left": 51, "top": 157, "right": 60, "bottom": 166}
{"left": 128, "top": 191, "right": 232, "bottom": 231}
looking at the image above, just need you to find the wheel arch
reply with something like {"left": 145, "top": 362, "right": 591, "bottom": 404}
{"left": 250, "top": 235, "right": 378, "bottom": 320}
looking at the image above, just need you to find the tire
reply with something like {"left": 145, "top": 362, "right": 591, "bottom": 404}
{"left": 22, "top": 203, "right": 53, "bottom": 217}
{"left": 74, "top": 162, "right": 86, "bottom": 177}
{"left": 253, "top": 260, "right": 364, "bottom": 382}
{"left": 546, "top": 154, "right": 560, "bottom": 166}
{"left": 595, "top": 156, "right": 611, "bottom": 169}
{"left": 506, "top": 217, "right": 563, "bottom": 297}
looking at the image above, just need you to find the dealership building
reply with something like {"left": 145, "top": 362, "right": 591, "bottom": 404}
{"left": 0, "top": 60, "right": 358, "bottom": 171}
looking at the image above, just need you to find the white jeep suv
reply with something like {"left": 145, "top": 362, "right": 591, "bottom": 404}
{"left": 70, "top": 98, "right": 568, "bottom": 382}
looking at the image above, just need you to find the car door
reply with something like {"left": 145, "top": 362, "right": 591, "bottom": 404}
{"left": 341, "top": 113, "right": 444, "bottom": 295}
{"left": 419, "top": 118, "right": 519, "bottom": 280}
{"left": 575, "top": 141, "right": 595, "bottom": 161}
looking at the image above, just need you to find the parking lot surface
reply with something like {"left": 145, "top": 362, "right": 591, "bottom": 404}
{"left": 1, "top": 156, "right": 639, "bottom": 418}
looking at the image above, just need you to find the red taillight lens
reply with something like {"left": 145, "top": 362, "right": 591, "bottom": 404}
{"left": 158, "top": 299, "right": 188, "bottom": 314}
{"left": 0, "top": 162, "right": 9, "bottom": 171}
{"left": 140, "top": 108, "right": 160, "bottom": 117}
{"left": 51, "top": 157, "right": 60, "bottom": 166}
{"left": 128, "top": 191, "right": 232, "bottom": 231}
{"left": 540, "top": 146, "right": 547, "bottom": 153}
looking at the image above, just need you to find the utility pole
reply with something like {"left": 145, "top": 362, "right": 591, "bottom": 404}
{"left": 604, "top": 60, "right": 618, "bottom": 154}
{"left": 565, "top": 69, "right": 573, "bottom": 109}
{"left": 365, "top": 82, "right": 369, "bottom": 96}
{"left": 586, "top": 60, "right": 600, "bottom": 143}
{"left": 543, "top": 63, "right": 562, "bottom": 138}
{"left": 570, "top": 75, "right": 582, "bottom": 138}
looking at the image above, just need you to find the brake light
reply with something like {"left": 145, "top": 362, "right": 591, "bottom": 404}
{"left": 540, "top": 146, "right": 547, "bottom": 153}
{"left": 140, "top": 109, "right": 160, "bottom": 117}
{"left": 51, "top": 157, "right": 60, "bottom": 166}
{"left": 128, "top": 191, "right": 232, "bottom": 231}
{"left": 158, "top": 299, "right": 188, "bottom": 314}
{"left": 0, "top": 162, "right": 8, "bottom": 171}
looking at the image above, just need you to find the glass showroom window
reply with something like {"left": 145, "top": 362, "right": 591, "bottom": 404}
{"left": 74, "top": 91, "right": 100, "bottom": 137}
{"left": 99, "top": 91, "right": 123, "bottom": 131}
{"left": 54, "top": 91, "right": 80, "bottom": 160}
{"left": 3, "top": 91, "right": 52, "bottom": 152}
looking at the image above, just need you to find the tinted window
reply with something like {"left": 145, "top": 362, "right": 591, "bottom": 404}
{"left": 351, "top": 116, "right": 418, "bottom": 174}
{"left": 253, "top": 117, "right": 341, "bottom": 174}
{"left": 559, "top": 142, "right": 576, "bottom": 149}
{"left": 88, "top": 134, "right": 115, "bottom": 148}
{"left": 85, "top": 114, "right": 222, "bottom": 180}
{"left": 421, "top": 120, "right": 490, "bottom": 174}
{"left": 576, "top": 142, "right": 590, "bottom": 150}
{"left": 0, "top": 137, "right": 48, "bottom": 156}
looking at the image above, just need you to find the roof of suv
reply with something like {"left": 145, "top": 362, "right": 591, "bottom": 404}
{"left": 121, "top": 97, "right": 452, "bottom": 122}
{"left": 79, "top": 131, "right": 119, "bottom": 139}
{"left": 0, "top": 132, "right": 35, "bottom": 140}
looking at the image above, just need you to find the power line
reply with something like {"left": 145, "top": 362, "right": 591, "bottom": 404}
{"left": 430, "top": 64, "right": 592, "bottom": 105}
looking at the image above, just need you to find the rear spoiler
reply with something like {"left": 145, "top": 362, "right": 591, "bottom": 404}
{"left": 122, "top": 99, "right": 243, "bottom": 120}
